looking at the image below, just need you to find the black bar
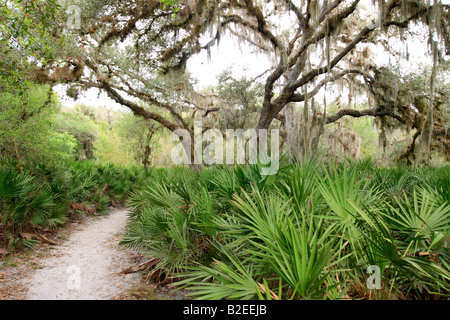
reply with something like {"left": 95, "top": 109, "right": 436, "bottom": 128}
{"left": 1, "top": 299, "right": 448, "bottom": 319}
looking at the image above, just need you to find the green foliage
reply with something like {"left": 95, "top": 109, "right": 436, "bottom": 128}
{"left": 216, "top": 69, "right": 265, "bottom": 130}
{"left": 122, "top": 168, "right": 220, "bottom": 276}
{"left": 373, "top": 64, "right": 450, "bottom": 165}
{"left": 95, "top": 123, "right": 133, "bottom": 165}
{"left": 159, "top": 0, "right": 180, "bottom": 17}
{"left": 0, "top": 165, "right": 60, "bottom": 249}
{"left": 385, "top": 189, "right": 450, "bottom": 240}
{"left": 316, "top": 163, "right": 379, "bottom": 236}
{"left": 0, "top": 158, "right": 152, "bottom": 251}
{"left": 115, "top": 112, "right": 160, "bottom": 167}
{"left": 52, "top": 110, "right": 98, "bottom": 161}
{"left": 217, "top": 70, "right": 264, "bottom": 112}
{"left": 0, "top": 0, "right": 61, "bottom": 71}
{"left": 122, "top": 160, "right": 450, "bottom": 300}
{"left": 422, "top": 167, "right": 450, "bottom": 206}
{"left": 0, "top": 74, "right": 77, "bottom": 161}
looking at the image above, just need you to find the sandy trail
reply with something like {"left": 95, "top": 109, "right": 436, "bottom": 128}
{"left": 21, "top": 209, "right": 141, "bottom": 300}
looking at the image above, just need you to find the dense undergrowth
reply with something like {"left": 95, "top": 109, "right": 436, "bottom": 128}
{"left": 0, "top": 157, "right": 151, "bottom": 252}
{"left": 1, "top": 156, "right": 449, "bottom": 300}
{"left": 121, "top": 157, "right": 450, "bottom": 300}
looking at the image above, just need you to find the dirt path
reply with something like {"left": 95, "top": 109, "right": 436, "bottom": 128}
{"left": 20, "top": 209, "right": 142, "bottom": 300}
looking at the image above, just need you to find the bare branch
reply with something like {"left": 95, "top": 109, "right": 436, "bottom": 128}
{"left": 287, "top": 23, "right": 377, "bottom": 93}
{"left": 290, "top": 69, "right": 374, "bottom": 102}
{"left": 80, "top": 79, "right": 181, "bottom": 132}
{"left": 242, "top": 0, "right": 285, "bottom": 51}
{"left": 326, "top": 106, "right": 405, "bottom": 124}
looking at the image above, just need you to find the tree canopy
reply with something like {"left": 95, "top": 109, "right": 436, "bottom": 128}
{"left": 1, "top": 0, "right": 449, "bottom": 164}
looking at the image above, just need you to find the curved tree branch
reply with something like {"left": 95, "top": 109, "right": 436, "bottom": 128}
{"left": 326, "top": 106, "right": 405, "bottom": 124}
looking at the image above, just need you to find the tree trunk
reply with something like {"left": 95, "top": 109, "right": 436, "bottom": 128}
{"left": 78, "top": 140, "right": 94, "bottom": 161}
{"left": 285, "top": 103, "right": 300, "bottom": 161}
{"left": 415, "top": 41, "right": 438, "bottom": 167}
{"left": 188, "top": 130, "right": 202, "bottom": 171}
{"left": 285, "top": 99, "right": 326, "bottom": 161}
{"left": 143, "top": 145, "right": 151, "bottom": 170}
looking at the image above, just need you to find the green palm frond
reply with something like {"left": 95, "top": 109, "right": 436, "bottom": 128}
{"left": 383, "top": 189, "right": 450, "bottom": 240}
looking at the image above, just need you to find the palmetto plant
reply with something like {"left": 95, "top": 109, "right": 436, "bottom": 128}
{"left": 379, "top": 188, "right": 450, "bottom": 294}
{"left": 370, "top": 166, "right": 424, "bottom": 204}
{"left": 173, "top": 187, "right": 350, "bottom": 300}
{"left": 384, "top": 189, "right": 450, "bottom": 243}
{"left": 0, "top": 159, "right": 154, "bottom": 250}
{"left": 127, "top": 179, "right": 183, "bottom": 217}
{"left": 275, "top": 157, "right": 319, "bottom": 213}
{"left": 315, "top": 163, "right": 379, "bottom": 256}
{"left": 173, "top": 246, "right": 268, "bottom": 300}
{"left": 120, "top": 206, "right": 168, "bottom": 250}
{"left": 189, "top": 185, "right": 221, "bottom": 237}
{"left": 0, "top": 168, "right": 63, "bottom": 249}
{"left": 208, "top": 165, "right": 248, "bottom": 202}
{"left": 122, "top": 161, "right": 449, "bottom": 300}
{"left": 350, "top": 199, "right": 450, "bottom": 298}
{"left": 422, "top": 167, "right": 450, "bottom": 207}
{"left": 122, "top": 170, "right": 221, "bottom": 280}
